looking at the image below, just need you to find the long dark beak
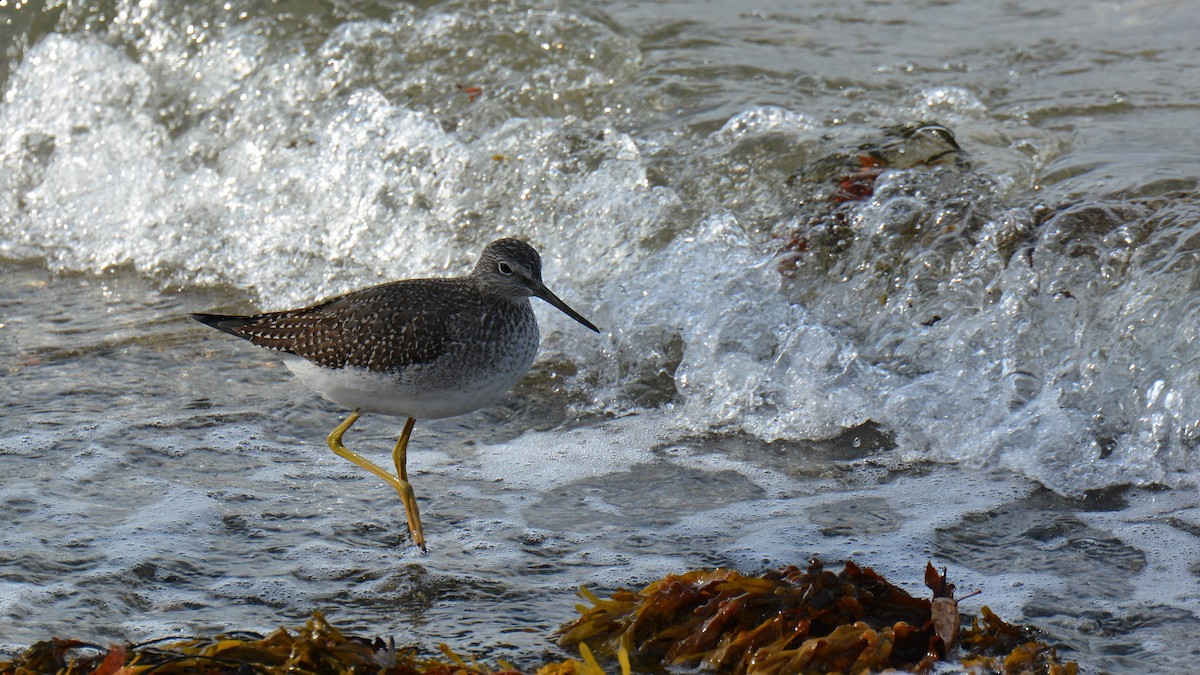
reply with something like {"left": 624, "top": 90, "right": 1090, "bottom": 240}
{"left": 534, "top": 283, "right": 600, "bottom": 333}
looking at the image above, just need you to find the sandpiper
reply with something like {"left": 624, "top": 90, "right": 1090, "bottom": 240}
{"left": 193, "top": 238, "right": 599, "bottom": 551}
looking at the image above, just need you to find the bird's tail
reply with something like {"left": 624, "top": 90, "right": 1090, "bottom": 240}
{"left": 191, "top": 313, "right": 259, "bottom": 339}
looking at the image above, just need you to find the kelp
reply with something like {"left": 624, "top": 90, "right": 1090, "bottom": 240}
{"left": 0, "top": 613, "right": 610, "bottom": 675}
{"left": 558, "top": 558, "right": 1077, "bottom": 675}
{"left": 1, "top": 560, "right": 1075, "bottom": 675}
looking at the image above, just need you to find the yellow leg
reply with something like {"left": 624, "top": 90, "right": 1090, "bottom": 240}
{"left": 326, "top": 409, "right": 427, "bottom": 551}
{"left": 391, "top": 417, "right": 423, "bottom": 549}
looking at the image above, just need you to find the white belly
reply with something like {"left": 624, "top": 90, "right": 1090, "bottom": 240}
{"left": 281, "top": 335, "right": 538, "bottom": 419}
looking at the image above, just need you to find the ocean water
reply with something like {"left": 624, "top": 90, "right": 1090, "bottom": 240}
{"left": 2, "top": 0, "right": 1199, "bottom": 671}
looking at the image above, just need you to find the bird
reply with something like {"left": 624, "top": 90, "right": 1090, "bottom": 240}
{"left": 192, "top": 238, "right": 600, "bottom": 551}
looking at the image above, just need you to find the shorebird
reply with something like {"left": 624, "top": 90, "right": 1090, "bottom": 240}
{"left": 193, "top": 238, "right": 599, "bottom": 550}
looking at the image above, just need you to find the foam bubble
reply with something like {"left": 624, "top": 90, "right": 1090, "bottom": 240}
{"left": 717, "top": 106, "right": 816, "bottom": 139}
{"left": 917, "top": 86, "right": 988, "bottom": 114}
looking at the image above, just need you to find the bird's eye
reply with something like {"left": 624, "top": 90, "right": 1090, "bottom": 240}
{"left": 497, "top": 262, "right": 514, "bottom": 275}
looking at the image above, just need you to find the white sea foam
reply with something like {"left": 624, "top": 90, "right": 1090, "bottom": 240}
{"left": 3, "top": 29, "right": 1198, "bottom": 499}
{"left": 470, "top": 414, "right": 668, "bottom": 491}
{"left": 4, "top": 3, "right": 1200, "bottom": 668}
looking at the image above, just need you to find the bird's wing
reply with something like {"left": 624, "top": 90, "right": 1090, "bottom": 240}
{"left": 194, "top": 281, "right": 471, "bottom": 371}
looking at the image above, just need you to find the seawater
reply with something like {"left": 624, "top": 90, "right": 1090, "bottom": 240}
{"left": 2, "top": 0, "right": 1199, "bottom": 671}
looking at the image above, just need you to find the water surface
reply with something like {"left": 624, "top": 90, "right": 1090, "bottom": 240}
{"left": 3, "top": 0, "right": 1200, "bottom": 671}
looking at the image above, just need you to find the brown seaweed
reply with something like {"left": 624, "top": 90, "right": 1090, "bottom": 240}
{"left": 559, "top": 559, "right": 1077, "bottom": 675}
{"left": 1, "top": 560, "right": 1076, "bottom": 675}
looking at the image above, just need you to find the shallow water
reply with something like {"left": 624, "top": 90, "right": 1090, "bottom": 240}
{"left": 3, "top": 0, "right": 1200, "bottom": 672}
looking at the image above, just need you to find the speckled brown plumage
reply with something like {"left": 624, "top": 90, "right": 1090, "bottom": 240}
{"left": 193, "top": 238, "right": 598, "bottom": 381}
{"left": 195, "top": 278, "right": 510, "bottom": 372}
{"left": 191, "top": 238, "right": 599, "bottom": 551}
